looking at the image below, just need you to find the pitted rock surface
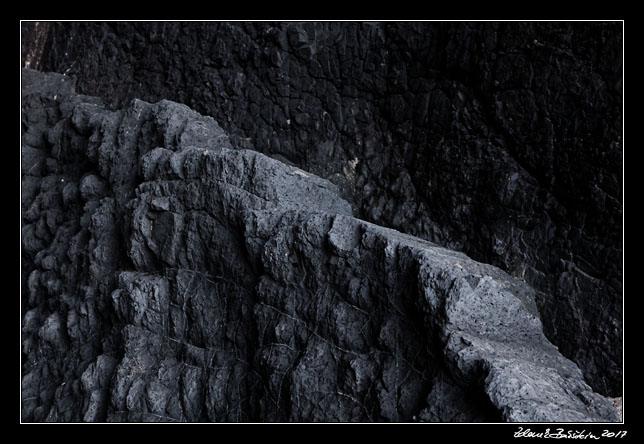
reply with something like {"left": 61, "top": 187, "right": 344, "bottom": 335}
{"left": 21, "top": 69, "right": 619, "bottom": 422}
{"left": 28, "top": 22, "right": 623, "bottom": 396}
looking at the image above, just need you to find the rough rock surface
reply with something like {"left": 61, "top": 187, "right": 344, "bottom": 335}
{"left": 21, "top": 69, "right": 619, "bottom": 422}
{"left": 29, "top": 21, "right": 623, "bottom": 397}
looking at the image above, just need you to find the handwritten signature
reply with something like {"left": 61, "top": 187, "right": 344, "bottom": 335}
{"left": 514, "top": 427, "right": 627, "bottom": 439}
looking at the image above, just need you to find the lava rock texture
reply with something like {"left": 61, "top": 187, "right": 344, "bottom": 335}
{"left": 29, "top": 21, "right": 623, "bottom": 398}
{"left": 21, "top": 68, "right": 619, "bottom": 422}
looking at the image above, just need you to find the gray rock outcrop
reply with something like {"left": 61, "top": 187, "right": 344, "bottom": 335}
{"left": 21, "top": 69, "right": 619, "bottom": 422}
{"left": 28, "top": 22, "right": 623, "bottom": 396}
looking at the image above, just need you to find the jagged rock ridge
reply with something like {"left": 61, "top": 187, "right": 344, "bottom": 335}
{"left": 30, "top": 21, "right": 623, "bottom": 397}
{"left": 21, "top": 69, "right": 618, "bottom": 422}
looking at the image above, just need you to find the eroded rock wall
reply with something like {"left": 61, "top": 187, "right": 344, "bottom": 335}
{"left": 30, "top": 21, "right": 623, "bottom": 396}
{"left": 21, "top": 69, "right": 618, "bottom": 422}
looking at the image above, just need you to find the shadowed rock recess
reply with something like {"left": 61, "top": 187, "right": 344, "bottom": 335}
{"left": 21, "top": 68, "right": 619, "bottom": 422}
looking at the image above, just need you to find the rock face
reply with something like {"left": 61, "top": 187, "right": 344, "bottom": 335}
{"left": 21, "top": 69, "right": 619, "bottom": 422}
{"left": 29, "top": 21, "right": 623, "bottom": 397}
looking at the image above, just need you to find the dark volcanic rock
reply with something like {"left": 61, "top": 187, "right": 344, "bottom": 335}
{"left": 21, "top": 69, "right": 618, "bottom": 422}
{"left": 28, "top": 21, "right": 623, "bottom": 397}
